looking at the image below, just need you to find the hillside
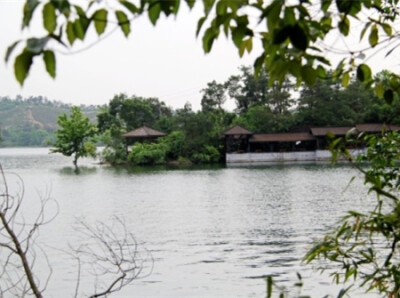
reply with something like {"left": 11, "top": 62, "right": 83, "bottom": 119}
{"left": 0, "top": 96, "right": 99, "bottom": 147}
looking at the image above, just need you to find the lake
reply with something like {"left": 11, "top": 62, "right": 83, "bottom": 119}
{"left": 0, "top": 148, "right": 378, "bottom": 297}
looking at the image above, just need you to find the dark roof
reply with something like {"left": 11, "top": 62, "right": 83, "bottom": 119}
{"left": 310, "top": 127, "right": 353, "bottom": 136}
{"left": 122, "top": 126, "right": 166, "bottom": 138}
{"left": 249, "top": 132, "right": 315, "bottom": 143}
{"left": 356, "top": 123, "right": 400, "bottom": 133}
{"left": 221, "top": 125, "right": 253, "bottom": 135}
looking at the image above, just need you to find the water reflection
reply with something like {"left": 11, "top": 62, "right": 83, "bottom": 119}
{"left": 58, "top": 166, "right": 98, "bottom": 175}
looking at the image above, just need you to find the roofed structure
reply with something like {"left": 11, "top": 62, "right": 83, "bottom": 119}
{"left": 221, "top": 125, "right": 253, "bottom": 135}
{"left": 310, "top": 127, "right": 353, "bottom": 136}
{"left": 250, "top": 132, "right": 315, "bottom": 143}
{"left": 122, "top": 126, "right": 166, "bottom": 138}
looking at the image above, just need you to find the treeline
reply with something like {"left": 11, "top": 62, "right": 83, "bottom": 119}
{"left": 1, "top": 67, "right": 399, "bottom": 160}
{"left": 0, "top": 96, "right": 97, "bottom": 147}
{"left": 98, "top": 67, "right": 400, "bottom": 165}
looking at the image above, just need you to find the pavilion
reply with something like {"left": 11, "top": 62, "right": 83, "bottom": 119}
{"left": 121, "top": 125, "right": 166, "bottom": 153}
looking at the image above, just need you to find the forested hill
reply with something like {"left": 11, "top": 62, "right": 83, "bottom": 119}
{"left": 0, "top": 96, "right": 98, "bottom": 147}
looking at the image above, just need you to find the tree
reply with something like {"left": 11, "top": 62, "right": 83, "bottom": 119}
{"left": 51, "top": 106, "right": 97, "bottom": 168}
{"left": 8, "top": 0, "right": 400, "bottom": 103}
{"left": 201, "top": 80, "right": 226, "bottom": 112}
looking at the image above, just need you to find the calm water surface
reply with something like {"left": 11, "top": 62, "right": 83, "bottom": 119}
{"left": 0, "top": 148, "right": 378, "bottom": 297}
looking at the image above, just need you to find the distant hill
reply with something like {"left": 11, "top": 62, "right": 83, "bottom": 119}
{"left": 0, "top": 96, "right": 99, "bottom": 147}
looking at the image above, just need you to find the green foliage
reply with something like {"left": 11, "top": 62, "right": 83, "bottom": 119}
{"left": 9, "top": 0, "right": 400, "bottom": 103}
{"left": 128, "top": 142, "right": 167, "bottom": 165}
{"left": 98, "top": 124, "right": 127, "bottom": 164}
{"left": 51, "top": 106, "right": 97, "bottom": 167}
{"left": 200, "top": 80, "right": 226, "bottom": 112}
{"left": 102, "top": 94, "right": 171, "bottom": 132}
{"left": 191, "top": 145, "right": 220, "bottom": 164}
{"left": 304, "top": 130, "right": 400, "bottom": 296}
{"left": 160, "top": 131, "right": 185, "bottom": 160}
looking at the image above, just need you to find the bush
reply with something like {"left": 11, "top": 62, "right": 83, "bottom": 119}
{"left": 128, "top": 142, "right": 167, "bottom": 165}
{"left": 190, "top": 145, "right": 220, "bottom": 164}
{"left": 160, "top": 131, "right": 185, "bottom": 160}
{"left": 99, "top": 126, "right": 128, "bottom": 164}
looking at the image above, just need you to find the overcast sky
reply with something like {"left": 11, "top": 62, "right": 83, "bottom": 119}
{"left": 0, "top": 1, "right": 259, "bottom": 111}
{"left": 1, "top": 1, "right": 400, "bottom": 111}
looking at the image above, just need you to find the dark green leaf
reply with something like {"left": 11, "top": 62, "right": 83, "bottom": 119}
{"left": 253, "top": 54, "right": 265, "bottom": 77}
{"left": 43, "top": 50, "right": 56, "bottom": 78}
{"left": 273, "top": 26, "right": 290, "bottom": 44}
{"left": 356, "top": 64, "right": 372, "bottom": 82}
{"left": 375, "top": 82, "right": 384, "bottom": 98}
{"left": 321, "top": 0, "right": 332, "bottom": 12}
{"left": 384, "top": 89, "right": 394, "bottom": 104}
{"left": 216, "top": 1, "right": 226, "bottom": 15}
{"left": 120, "top": 0, "right": 139, "bottom": 14}
{"left": 73, "top": 19, "right": 85, "bottom": 40}
{"left": 264, "top": 0, "right": 283, "bottom": 32}
{"left": 202, "top": 27, "right": 219, "bottom": 53}
{"left": 284, "top": 7, "right": 295, "bottom": 25}
{"left": 66, "top": 21, "right": 76, "bottom": 45}
{"left": 381, "top": 23, "right": 392, "bottom": 36}
{"left": 73, "top": 5, "right": 86, "bottom": 17}
{"left": 93, "top": 9, "right": 108, "bottom": 36}
{"left": 14, "top": 51, "right": 34, "bottom": 85}
{"left": 116, "top": 10, "right": 130, "bottom": 37}
{"left": 360, "top": 22, "right": 371, "bottom": 40}
{"left": 43, "top": 2, "right": 57, "bottom": 34}
{"left": 336, "top": 0, "right": 361, "bottom": 15}
{"left": 52, "top": 0, "right": 70, "bottom": 15}
{"left": 203, "top": 0, "right": 215, "bottom": 15}
{"left": 301, "top": 65, "right": 317, "bottom": 85}
{"left": 5, "top": 40, "right": 21, "bottom": 63}
{"left": 238, "top": 38, "right": 252, "bottom": 57}
{"left": 338, "top": 16, "right": 350, "bottom": 36}
{"left": 369, "top": 24, "right": 378, "bottom": 47}
{"left": 232, "top": 25, "right": 247, "bottom": 47}
{"left": 289, "top": 25, "right": 308, "bottom": 51}
{"left": 160, "top": 0, "right": 180, "bottom": 15}
{"left": 196, "top": 16, "right": 207, "bottom": 36}
{"left": 27, "top": 37, "right": 49, "bottom": 54}
{"left": 23, "top": 0, "right": 40, "bottom": 28}
{"left": 185, "top": 0, "right": 196, "bottom": 9}
{"left": 148, "top": 2, "right": 161, "bottom": 25}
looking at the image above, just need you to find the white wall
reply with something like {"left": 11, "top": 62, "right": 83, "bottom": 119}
{"left": 226, "top": 149, "right": 366, "bottom": 163}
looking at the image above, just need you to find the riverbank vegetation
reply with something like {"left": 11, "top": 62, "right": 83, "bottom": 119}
{"left": 2, "top": 67, "right": 400, "bottom": 166}
{"left": 98, "top": 67, "right": 400, "bottom": 165}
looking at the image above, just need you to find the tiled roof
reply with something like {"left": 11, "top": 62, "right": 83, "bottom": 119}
{"left": 221, "top": 125, "right": 253, "bottom": 135}
{"left": 250, "top": 132, "right": 315, "bottom": 142}
{"left": 122, "top": 126, "right": 166, "bottom": 138}
{"left": 310, "top": 127, "right": 353, "bottom": 136}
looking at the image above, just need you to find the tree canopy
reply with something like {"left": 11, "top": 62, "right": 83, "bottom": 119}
{"left": 7, "top": 0, "right": 400, "bottom": 105}
{"left": 51, "top": 106, "right": 97, "bottom": 167}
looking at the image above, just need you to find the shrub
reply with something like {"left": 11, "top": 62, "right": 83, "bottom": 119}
{"left": 190, "top": 145, "right": 220, "bottom": 164}
{"left": 128, "top": 142, "right": 167, "bottom": 165}
{"left": 160, "top": 131, "right": 185, "bottom": 160}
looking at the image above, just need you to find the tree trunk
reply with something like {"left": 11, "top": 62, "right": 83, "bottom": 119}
{"left": 73, "top": 154, "right": 78, "bottom": 169}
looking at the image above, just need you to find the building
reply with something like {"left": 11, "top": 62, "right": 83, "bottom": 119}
{"left": 222, "top": 124, "right": 400, "bottom": 164}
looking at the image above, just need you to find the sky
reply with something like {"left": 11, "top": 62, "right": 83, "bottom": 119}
{"left": 0, "top": 1, "right": 258, "bottom": 111}
{"left": 1, "top": 1, "right": 400, "bottom": 111}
